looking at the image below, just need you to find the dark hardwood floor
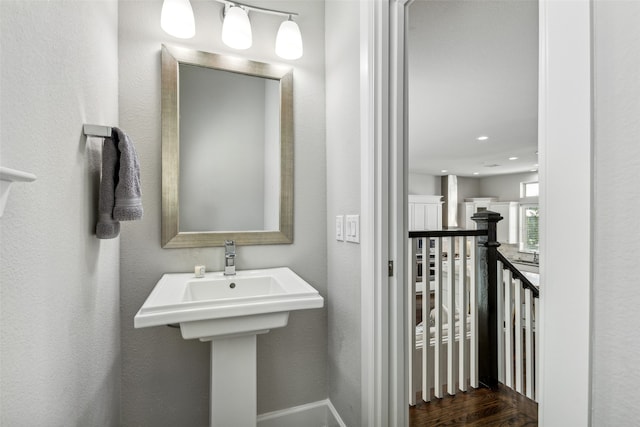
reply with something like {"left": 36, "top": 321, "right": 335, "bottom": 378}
{"left": 409, "top": 385, "right": 538, "bottom": 426}
{"left": 412, "top": 292, "right": 536, "bottom": 425}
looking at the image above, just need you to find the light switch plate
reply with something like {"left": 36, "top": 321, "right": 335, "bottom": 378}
{"left": 335, "top": 215, "right": 344, "bottom": 241}
{"left": 345, "top": 215, "right": 360, "bottom": 243}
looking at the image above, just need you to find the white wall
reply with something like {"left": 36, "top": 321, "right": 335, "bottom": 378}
{"left": 325, "top": 0, "right": 361, "bottom": 425}
{"left": 591, "top": 1, "right": 640, "bottom": 423}
{"left": 538, "top": 1, "right": 592, "bottom": 423}
{"left": 408, "top": 172, "right": 441, "bottom": 195}
{"left": 118, "top": 1, "right": 327, "bottom": 424}
{"left": 0, "top": 1, "right": 120, "bottom": 425}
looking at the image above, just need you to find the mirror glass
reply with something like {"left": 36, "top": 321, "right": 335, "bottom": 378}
{"left": 161, "top": 45, "right": 293, "bottom": 248}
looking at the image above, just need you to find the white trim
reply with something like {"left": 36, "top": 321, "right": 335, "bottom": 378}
{"left": 538, "top": 0, "right": 592, "bottom": 425}
{"left": 256, "top": 399, "right": 346, "bottom": 427}
{"left": 361, "top": 0, "right": 391, "bottom": 426}
{"left": 389, "top": 0, "right": 412, "bottom": 425}
{"left": 359, "top": 0, "right": 375, "bottom": 423}
{"left": 386, "top": 1, "right": 593, "bottom": 426}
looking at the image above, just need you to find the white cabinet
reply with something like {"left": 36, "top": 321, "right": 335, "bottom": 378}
{"left": 464, "top": 198, "right": 519, "bottom": 244}
{"left": 408, "top": 195, "right": 443, "bottom": 231}
{"left": 463, "top": 197, "right": 497, "bottom": 229}
{"left": 488, "top": 201, "right": 519, "bottom": 244}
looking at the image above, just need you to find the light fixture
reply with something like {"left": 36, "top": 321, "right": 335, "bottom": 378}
{"left": 473, "top": 172, "right": 480, "bottom": 175}
{"left": 477, "top": 136, "right": 489, "bottom": 141}
{"left": 222, "top": 4, "right": 252, "bottom": 50}
{"left": 509, "top": 156, "right": 518, "bottom": 160}
{"left": 276, "top": 16, "right": 303, "bottom": 60}
{"left": 217, "top": 1, "right": 303, "bottom": 60}
{"left": 441, "top": 169, "right": 448, "bottom": 173}
{"left": 161, "top": 0, "right": 304, "bottom": 59}
{"left": 161, "top": 0, "right": 195, "bottom": 39}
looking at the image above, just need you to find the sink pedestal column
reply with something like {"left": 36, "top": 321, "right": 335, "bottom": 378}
{"left": 209, "top": 332, "right": 266, "bottom": 427}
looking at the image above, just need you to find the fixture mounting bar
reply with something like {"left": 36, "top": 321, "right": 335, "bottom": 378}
{"left": 83, "top": 124, "right": 112, "bottom": 138}
{"left": 216, "top": 0, "right": 298, "bottom": 18}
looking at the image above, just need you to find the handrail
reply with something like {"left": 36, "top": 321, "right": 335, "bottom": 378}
{"left": 409, "top": 229, "right": 488, "bottom": 239}
{"left": 496, "top": 251, "right": 539, "bottom": 298}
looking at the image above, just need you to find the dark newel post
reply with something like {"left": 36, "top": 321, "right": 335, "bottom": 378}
{"left": 472, "top": 211, "right": 502, "bottom": 389}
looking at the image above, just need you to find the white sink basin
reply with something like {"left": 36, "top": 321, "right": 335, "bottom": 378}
{"left": 184, "top": 275, "right": 285, "bottom": 301}
{"left": 135, "top": 266, "right": 323, "bottom": 426}
{"left": 134, "top": 267, "right": 323, "bottom": 340}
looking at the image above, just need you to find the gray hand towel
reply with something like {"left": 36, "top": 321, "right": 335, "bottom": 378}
{"left": 96, "top": 135, "right": 121, "bottom": 239}
{"left": 112, "top": 127, "right": 143, "bottom": 221}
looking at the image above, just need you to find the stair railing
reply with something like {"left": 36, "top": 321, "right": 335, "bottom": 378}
{"left": 496, "top": 251, "right": 539, "bottom": 401}
{"left": 407, "top": 211, "right": 502, "bottom": 403}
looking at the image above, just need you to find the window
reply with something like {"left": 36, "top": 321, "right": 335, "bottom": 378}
{"left": 520, "top": 204, "right": 539, "bottom": 253}
{"left": 521, "top": 181, "right": 539, "bottom": 198}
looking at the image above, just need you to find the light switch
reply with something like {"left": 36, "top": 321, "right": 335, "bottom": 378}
{"left": 345, "top": 214, "right": 360, "bottom": 243}
{"left": 335, "top": 215, "right": 344, "bottom": 241}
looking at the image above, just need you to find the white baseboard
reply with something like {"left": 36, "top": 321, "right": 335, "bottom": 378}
{"left": 257, "top": 399, "right": 346, "bottom": 427}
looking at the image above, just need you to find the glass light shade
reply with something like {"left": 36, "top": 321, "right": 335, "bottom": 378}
{"left": 161, "top": 0, "right": 195, "bottom": 39}
{"left": 222, "top": 6, "right": 252, "bottom": 50}
{"left": 275, "top": 19, "right": 303, "bottom": 60}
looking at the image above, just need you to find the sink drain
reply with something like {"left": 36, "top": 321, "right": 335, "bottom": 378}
{"left": 229, "top": 283, "right": 236, "bottom": 289}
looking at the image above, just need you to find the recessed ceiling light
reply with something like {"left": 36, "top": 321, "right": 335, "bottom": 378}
{"left": 530, "top": 169, "right": 538, "bottom": 172}
{"left": 477, "top": 136, "right": 489, "bottom": 141}
{"left": 473, "top": 172, "right": 480, "bottom": 175}
{"left": 509, "top": 156, "right": 518, "bottom": 161}
{"left": 441, "top": 169, "right": 448, "bottom": 173}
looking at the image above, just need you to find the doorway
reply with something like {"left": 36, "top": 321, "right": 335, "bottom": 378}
{"left": 381, "top": 0, "right": 593, "bottom": 425}
{"left": 406, "top": 0, "right": 539, "bottom": 413}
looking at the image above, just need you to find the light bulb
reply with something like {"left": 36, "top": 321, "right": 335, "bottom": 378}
{"left": 275, "top": 17, "right": 303, "bottom": 60}
{"left": 160, "top": 0, "right": 195, "bottom": 39}
{"left": 222, "top": 5, "right": 252, "bottom": 50}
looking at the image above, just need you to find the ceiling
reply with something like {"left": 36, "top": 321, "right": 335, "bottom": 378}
{"left": 407, "top": 0, "right": 539, "bottom": 177}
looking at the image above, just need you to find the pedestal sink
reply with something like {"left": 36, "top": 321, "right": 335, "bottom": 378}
{"left": 134, "top": 267, "right": 324, "bottom": 426}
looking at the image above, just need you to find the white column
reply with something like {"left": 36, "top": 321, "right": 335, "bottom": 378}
{"left": 210, "top": 335, "right": 257, "bottom": 427}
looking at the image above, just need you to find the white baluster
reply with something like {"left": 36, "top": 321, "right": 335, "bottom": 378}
{"left": 458, "top": 236, "right": 468, "bottom": 392}
{"left": 447, "top": 236, "right": 456, "bottom": 395}
{"left": 514, "top": 279, "right": 523, "bottom": 394}
{"left": 497, "top": 262, "right": 505, "bottom": 383}
{"left": 408, "top": 237, "right": 417, "bottom": 405}
{"left": 504, "top": 269, "right": 514, "bottom": 388}
{"left": 525, "top": 288, "right": 534, "bottom": 399}
{"left": 469, "top": 236, "right": 479, "bottom": 389}
{"left": 421, "top": 238, "right": 430, "bottom": 402}
{"left": 433, "top": 237, "right": 443, "bottom": 399}
{"left": 535, "top": 295, "right": 540, "bottom": 401}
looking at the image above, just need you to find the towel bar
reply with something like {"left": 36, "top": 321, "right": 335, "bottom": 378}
{"left": 83, "top": 124, "right": 112, "bottom": 138}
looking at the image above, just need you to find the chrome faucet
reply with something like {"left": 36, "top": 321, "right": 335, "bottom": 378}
{"left": 224, "top": 240, "right": 236, "bottom": 276}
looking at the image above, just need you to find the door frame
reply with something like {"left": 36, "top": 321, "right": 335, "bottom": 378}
{"left": 367, "top": 0, "right": 593, "bottom": 425}
{"left": 360, "top": 0, "right": 391, "bottom": 425}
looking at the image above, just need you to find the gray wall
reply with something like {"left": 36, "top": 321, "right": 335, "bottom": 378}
{"left": 325, "top": 0, "right": 362, "bottom": 425}
{"left": 0, "top": 1, "right": 120, "bottom": 425}
{"left": 455, "top": 176, "right": 481, "bottom": 226}
{"left": 409, "top": 172, "right": 442, "bottom": 195}
{"left": 118, "top": 1, "right": 327, "bottom": 424}
{"left": 591, "top": 1, "right": 640, "bottom": 423}
{"left": 478, "top": 171, "right": 538, "bottom": 201}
